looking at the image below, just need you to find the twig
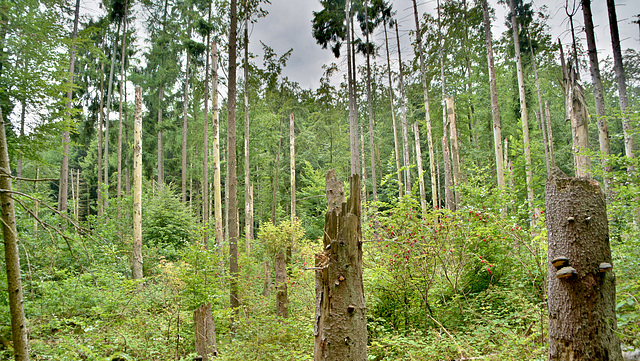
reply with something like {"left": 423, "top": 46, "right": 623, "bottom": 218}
{"left": 427, "top": 313, "right": 464, "bottom": 360}
{"left": 0, "top": 168, "right": 58, "bottom": 182}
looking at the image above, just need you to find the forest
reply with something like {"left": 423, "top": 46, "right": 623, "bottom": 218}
{"left": 0, "top": 0, "right": 639, "bottom": 359}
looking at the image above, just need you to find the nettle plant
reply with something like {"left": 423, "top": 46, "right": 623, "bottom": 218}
{"left": 364, "top": 197, "right": 544, "bottom": 331}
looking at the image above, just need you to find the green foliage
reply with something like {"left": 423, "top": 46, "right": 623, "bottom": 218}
{"left": 257, "top": 218, "right": 305, "bottom": 257}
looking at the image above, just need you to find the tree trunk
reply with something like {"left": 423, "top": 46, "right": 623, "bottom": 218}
{"left": 438, "top": 0, "right": 455, "bottom": 211}
{"left": 345, "top": 0, "right": 359, "bottom": 176}
{"left": 59, "top": 0, "right": 81, "bottom": 213}
{"left": 117, "top": 0, "right": 129, "bottom": 206}
{"left": 263, "top": 258, "right": 273, "bottom": 297}
{"left": 202, "top": 6, "right": 212, "bottom": 248}
{"left": 132, "top": 87, "right": 143, "bottom": 280}
{"left": 412, "top": 0, "right": 437, "bottom": 209}
{"left": 228, "top": 0, "right": 240, "bottom": 319}
{"left": 314, "top": 173, "right": 366, "bottom": 361}
{"left": 97, "top": 55, "right": 105, "bottom": 217}
{"left": 606, "top": 0, "right": 634, "bottom": 161}
{"left": 104, "top": 22, "right": 121, "bottom": 211}
{"left": 528, "top": 28, "right": 551, "bottom": 176}
{"left": 583, "top": 0, "right": 611, "bottom": 186}
{"left": 290, "top": 113, "right": 296, "bottom": 220}
{"left": 546, "top": 171, "right": 623, "bottom": 360}
{"left": 481, "top": 0, "right": 505, "bottom": 191}
{"left": 360, "top": 125, "right": 367, "bottom": 198}
{"left": 244, "top": 2, "right": 253, "bottom": 250}
{"left": 395, "top": 24, "right": 411, "bottom": 194}
{"left": 0, "top": 109, "right": 30, "bottom": 361}
{"left": 272, "top": 115, "right": 283, "bottom": 222}
{"left": 275, "top": 250, "right": 288, "bottom": 318}
{"left": 194, "top": 303, "right": 218, "bottom": 360}
{"left": 545, "top": 100, "right": 556, "bottom": 168}
{"left": 158, "top": 87, "right": 164, "bottom": 188}
{"left": 383, "top": 21, "right": 403, "bottom": 197}
{"left": 446, "top": 97, "right": 461, "bottom": 206}
{"left": 211, "top": 41, "right": 223, "bottom": 250}
{"left": 560, "top": 42, "right": 591, "bottom": 178}
{"left": 364, "top": 3, "right": 377, "bottom": 202}
{"left": 414, "top": 122, "right": 427, "bottom": 214}
{"left": 508, "top": 0, "right": 534, "bottom": 218}
{"left": 182, "top": 52, "right": 190, "bottom": 203}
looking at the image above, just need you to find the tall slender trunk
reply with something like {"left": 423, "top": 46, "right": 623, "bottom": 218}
{"left": 607, "top": 0, "right": 634, "bottom": 161}
{"left": 104, "top": 22, "right": 121, "bottom": 211}
{"left": 117, "top": 0, "right": 129, "bottom": 206}
{"left": 384, "top": 21, "right": 403, "bottom": 197}
{"left": 545, "top": 100, "right": 556, "bottom": 168}
{"left": 244, "top": 2, "right": 253, "bottom": 250}
{"left": 508, "top": 0, "right": 534, "bottom": 217}
{"left": 364, "top": 2, "right": 377, "bottom": 202}
{"left": 228, "top": 0, "right": 240, "bottom": 318}
{"left": 132, "top": 87, "right": 143, "bottom": 279}
{"left": 203, "top": 6, "right": 212, "bottom": 248}
{"left": 212, "top": 42, "right": 223, "bottom": 249}
{"left": 290, "top": 113, "right": 296, "bottom": 220}
{"left": 272, "top": 115, "right": 283, "bottom": 222}
{"left": 360, "top": 125, "right": 367, "bottom": 197}
{"left": 182, "top": 52, "right": 190, "bottom": 203}
{"left": 447, "top": 97, "right": 461, "bottom": 206}
{"left": 414, "top": 122, "right": 427, "bottom": 214}
{"left": 346, "top": 0, "right": 359, "bottom": 176}
{"left": 59, "top": 0, "right": 81, "bottom": 212}
{"left": 528, "top": 29, "right": 551, "bottom": 175}
{"left": 583, "top": 0, "right": 611, "bottom": 186}
{"left": 97, "top": 49, "right": 105, "bottom": 216}
{"left": 481, "top": 0, "right": 504, "bottom": 191}
{"left": 412, "top": 0, "right": 436, "bottom": 209}
{"left": 0, "top": 110, "right": 30, "bottom": 360}
{"left": 158, "top": 87, "right": 164, "bottom": 187}
{"left": 395, "top": 24, "right": 411, "bottom": 194}
{"left": 438, "top": 0, "right": 455, "bottom": 210}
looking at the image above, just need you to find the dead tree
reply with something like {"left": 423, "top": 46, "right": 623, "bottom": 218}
{"left": 546, "top": 169, "right": 623, "bottom": 360}
{"left": 194, "top": 303, "right": 217, "bottom": 360}
{"left": 314, "top": 172, "right": 366, "bottom": 361}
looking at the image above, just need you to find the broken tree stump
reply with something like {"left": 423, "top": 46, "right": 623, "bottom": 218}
{"left": 546, "top": 170, "right": 622, "bottom": 360}
{"left": 314, "top": 172, "right": 367, "bottom": 361}
{"left": 194, "top": 303, "right": 217, "bottom": 360}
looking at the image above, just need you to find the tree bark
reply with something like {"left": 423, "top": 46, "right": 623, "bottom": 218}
{"left": 182, "top": 52, "right": 190, "bottom": 204}
{"left": 132, "top": 87, "right": 143, "bottom": 280}
{"left": 290, "top": 113, "right": 296, "bottom": 220}
{"left": 364, "top": 2, "right": 377, "bottom": 202}
{"left": 545, "top": 100, "right": 556, "bottom": 168}
{"left": 583, "top": 0, "right": 611, "bottom": 186}
{"left": 446, "top": 97, "right": 461, "bottom": 206}
{"left": 606, "top": 0, "right": 634, "bottom": 161}
{"left": 97, "top": 55, "right": 105, "bottom": 216}
{"left": 412, "top": 0, "right": 437, "bottom": 209}
{"left": 383, "top": 21, "right": 403, "bottom": 197}
{"left": 228, "top": 0, "right": 240, "bottom": 319}
{"left": 414, "top": 122, "right": 427, "bottom": 214}
{"left": 0, "top": 109, "right": 30, "bottom": 361}
{"left": 481, "top": 0, "right": 505, "bottom": 191}
{"left": 395, "top": 24, "right": 411, "bottom": 194}
{"left": 275, "top": 250, "right": 288, "bottom": 318}
{"left": 438, "top": 0, "right": 455, "bottom": 211}
{"left": 104, "top": 22, "right": 121, "bottom": 211}
{"left": 345, "top": 0, "right": 359, "bottom": 176}
{"left": 117, "top": 0, "right": 129, "bottom": 206}
{"left": 211, "top": 41, "right": 223, "bottom": 250}
{"left": 202, "top": 9, "right": 211, "bottom": 248}
{"left": 508, "top": 0, "right": 534, "bottom": 218}
{"left": 158, "top": 87, "right": 164, "bottom": 188}
{"left": 244, "top": 2, "right": 253, "bottom": 250}
{"left": 560, "top": 42, "right": 591, "bottom": 178}
{"left": 194, "top": 303, "right": 217, "bottom": 360}
{"left": 59, "top": 0, "right": 81, "bottom": 213}
{"left": 546, "top": 171, "right": 623, "bottom": 360}
{"left": 314, "top": 173, "right": 366, "bottom": 361}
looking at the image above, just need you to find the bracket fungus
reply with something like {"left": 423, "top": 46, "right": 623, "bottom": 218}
{"left": 599, "top": 262, "right": 613, "bottom": 272}
{"left": 556, "top": 266, "right": 577, "bottom": 279}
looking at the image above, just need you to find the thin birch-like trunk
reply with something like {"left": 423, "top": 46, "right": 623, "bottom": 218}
{"left": 395, "top": 24, "right": 411, "bottom": 194}
{"left": 117, "top": 0, "right": 129, "bottom": 206}
{"left": 203, "top": 6, "right": 212, "bottom": 248}
{"left": 384, "top": 21, "right": 403, "bottom": 197}
{"left": 412, "top": 0, "right": 436, "bottom": 209}
{"left": 244, "top": 1, "right": 253, "bottom": 249}
{"left": 182, "top": 52, "right": 190, "bottom": 203}
{"left": 211, "top": 42, "right": 223, "bottom": 250}
{"left": 132, "top": 86, "right": 143, "bottom": 279}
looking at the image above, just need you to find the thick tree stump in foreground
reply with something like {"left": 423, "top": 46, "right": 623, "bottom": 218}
{"left": 194, "top": 303, "right": 217, "bottom": 360}
{"left": 314, "top": 173, "right": 366, "bottom": 361}
{"left": 546, "top": 172, "right": 622, "bottom": 360}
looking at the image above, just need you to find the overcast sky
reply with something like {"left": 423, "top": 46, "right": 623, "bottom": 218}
{"left": 248, "top": 0, "right": 640, "bottom": 90}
